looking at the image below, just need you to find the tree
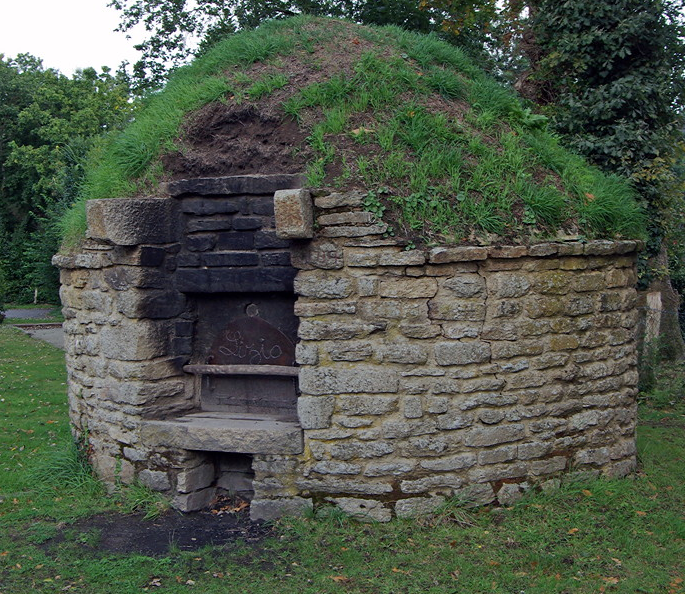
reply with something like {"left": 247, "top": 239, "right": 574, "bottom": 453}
{"left": 109, "top": 0, "right": 450, "bottom": 87}
{"left": 0, "top": 55, "right": 134, "bottom": 301}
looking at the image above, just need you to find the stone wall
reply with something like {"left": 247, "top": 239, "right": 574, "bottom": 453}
{"left": 54, "top": 179, "right": 641, "bottom": 521}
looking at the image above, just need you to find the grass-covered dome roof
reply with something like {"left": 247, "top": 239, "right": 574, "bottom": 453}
{"left": 62, "top": 16, "right": 644, "bottom": 246}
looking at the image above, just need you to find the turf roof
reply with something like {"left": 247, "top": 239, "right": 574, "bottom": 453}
{"left": 61, "top": 16, "right": 645, "bottom": 247}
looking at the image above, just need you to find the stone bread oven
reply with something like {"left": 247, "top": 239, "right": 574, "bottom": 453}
{"left": 55, "top": 174, "right": 641, "bottom": 521}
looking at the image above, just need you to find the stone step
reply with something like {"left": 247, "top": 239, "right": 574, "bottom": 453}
{"left": 141, "top": 412, "right": 303, "bottom": 454}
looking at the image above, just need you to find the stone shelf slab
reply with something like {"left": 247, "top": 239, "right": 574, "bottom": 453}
{"left": 141, "top": 412, "right": 303, "bottom": 454}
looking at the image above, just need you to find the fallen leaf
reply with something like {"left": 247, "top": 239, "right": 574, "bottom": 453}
{"left": 329, "top": 575, "right": 350, "bottom": 583}
{"left": 601, "top": 577, "right": 619, "bottom": 584}
{"left": 568, "top": 528, "right": 579, "bottom": 535}
{"left": 582, "top": 489, "right": 593, "bottom": 497}
{"left": 352, "top": 37, "right": 360, "bottom": 45}
{"left": 488, "top": 560, "right": 500, "bottom": 566}
{"left": 450, "top": 570, "right": 460, "bottom": 580}
{"left": 611, "top": 558, "right": 622, "bottom": 566}
{"left": 636, "top": 511, "right": 647, "bottom": 516}
{"left": 392, "top": 568, "right": 411, "bottom": 575}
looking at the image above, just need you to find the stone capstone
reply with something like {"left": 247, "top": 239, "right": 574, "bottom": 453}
{"left": 87, "top": 198, "right": 179, "bottom": 245}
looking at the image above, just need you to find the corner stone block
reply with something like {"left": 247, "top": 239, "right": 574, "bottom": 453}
{"left": 297, "top": 396, "right": 336, "bottom": 429}
{"left": 87, "top": 198, "right": 179, "bottom": 245}
{"left": 274, "top": 188, "right": 314, "bottom": 239}
{"left": 138, "top": 469, "right": 171, "bottom": 492}
{"left": 100, "top": 319, "right": 169, "bottom": 361}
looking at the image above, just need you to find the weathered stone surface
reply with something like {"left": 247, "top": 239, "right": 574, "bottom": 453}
{"left": 378, "top": 344, "right": 429, "bottom": 364}
{"left": 312, "top": 461, "right": 362, "bottom": 475}
{"left": 338, "top": 395, "right": 398, "bottom": 415}
{"left": 400, "top": 474, "right": 463, "bottom": 494}
{"left": 395, "top": 496, "right": 445, "bottom": 518}
{"left": 176, "top": 267, "right": 297, "bottom": 293}
{"left": 443, "top": 275, "right": 485, "bottom": 297}
{"left": 326, "top": 497, "right": 391, "bottom": 522}
{"left": 298, "top": 320, "right": 385, "bottom": 340}
{"left": 378, "top": 250, "right": 426, "bottom": 266}
{"left": 177, "top": 463, "right": 215, "bottom": 493}
{"left": 249, "top": 497, "right": 313, "bottom": 521}
{"left": 169, "top": 174, "right": 305, "bottom": 196}
{"left": 100, "top": 320, "right": 169, "bottom": 361}
{"left": 318, "top": 211, "right": 373, "bottom": 226}
{"left": 496, "top": 482, "right": 525, "bottom": 505}
{"left": 87, "top": 198, "right": 179, "bottom": 245}
{"left": 298, "top": 396, "right": 335, "bottom": 429}
{"left": 435, "top": 342, "right": 491, "bottom": 366}
{"left": 419, "top": 453, "right": 476, "bottom": 471}
{"left": 428, "top": 298, "right": 486, "bottom": 321}
{"left": 314, "top": 191, "right": 364, "bottom": 209}
{"left": 300, "top": 367, "right": 398, "bottom": 395}
{"left": 294, "top": 274, "right": 353, "bottom": 298}
{"left": 274, "top": 188, "right": 314, "bottom": 238}
{"left": 173, "top": 487, "right": 216, "bottom": 512}
{"left": 379, "top": 277, "right": 437, "bottom": 298}
{"left": 429, "top": 246, "right": 488, "bottom": 263}
{"left": 141, "top": 413, "right": 303, "bottom": 454}
{"left": 463, "top": 424, "right": 525, "bottom": 447}
{"left": 138, "top": 469, "right": 171, "bottom": 492}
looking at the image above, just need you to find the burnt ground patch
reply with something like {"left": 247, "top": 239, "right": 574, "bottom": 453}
{"left": 44, "top": 503, "right": 274, "bottom": 557}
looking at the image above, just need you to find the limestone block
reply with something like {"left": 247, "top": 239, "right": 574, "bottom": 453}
{"left": 378, "top": 250, "right": 426, "bottom": 266}
{"left": 530, "top": 456, "right": 567, "bottom": 475}
{"left": 478, "top": 445, "right": 518, "bottom": 465}
{"left": 337, "top": 395, "right": 397, "bottom": 416}
{"left": 491, "top": 340, "right": 543, "bottom": 360}
{"left": 428, "top": 298, "right": 486, "bottom": 321}
{"left": 379, "top": 277, "right": 437, "bottom": 298}
{"left": 311, "top": 461, "right": 361, "bottom": 475}
{"left": 318, "top": 211, "right": 373, "bottom": 226}
{"left": 463, "top": 424, "right": 525, "bottom": 447}
{"left": 441, "top": 322, "right": 481, "bottom": 339}
{"left": 327, "top": 342, "right": 374, "bottom": 361}
{"left": 272, "top": 188, "right": 314, "bottom": 238}
{"left": 295, "top": 343, "right": 319, "bottom": 365}
{"left": 381, "top": 418, "right": 438, "bottom": 439}
{"left": 419, "top": 453, "right": 476, "bottom": 471}
{"left": 294, "top": 272, "right": 353, "bottom": 298}
{"left": 468, "top": 462, "right": 528, "bottom": 483}
{"left": 100, "top": 319, "right": 169, "bottom": 361}
{"left": 330, "top": 440, "right": 395, "bottom": 460}
{"left": 434, "top": 342, "right": 491, "bottom": 366}
{"left": 177, "top": 463, "right": 215, "bottom": 493}
{"left": 399, "top": 323, "right": 442, "bottom": 339}
{"left": 378, "top": 344, "right": 429, "bottom": 365}
{"left": 298, "top": 320, "right": 385, "bottom": 340}
{"left": 138, "top": 469, "right": 171, "bottom": 492}
{"left": 314, "top": 191, "right": 364, "bottom": 209}
{"left": 363, "top": 461, "right": 416, "bottom": 476}
{"left": 528, "top": 243, "right": 558, "bottom": 257}
{"left": 496, "top": 482, "right": 525, "bottom": 506}
{"left": 326, "top": 497, "right": 391, "bottom": 522}
{"left": 488, "top": 246, "right": 527, "bottom": 259}
{"left": 299, "top": 367, "right": 398, "bottom": 395}
{"left": 403, "top": 396, "right": 424, "bottom": 419}
{"left": 293, "top": 301, "right": 357, "bottom": 316}
{"left": 321, "top": 224, "right": 388, "bottom": 238}
{"left": 400, "top": 474, "right": 463, "bottom": 494}
{"left": 429, "top": 246, "right": 488, "bottom": 263}
{"left": 489, "top": 273, "right": 531, "bottom": 298}
{"left": 514, "top": 442, "right": 549, "bottom": 463}
{"left": 395, "top": 497, "right": 445, "bottom": 518}
{"left": 87, "top": 198, "right": 179, "bottom": 245}
{"left": 455, "top": 483, "right": 496, "bottom": 506}
{"left": 297, "top": 477, "right": 393, "bottom": 495}
{"left": 297, "top": 396, "right": 335, "bottom": 429}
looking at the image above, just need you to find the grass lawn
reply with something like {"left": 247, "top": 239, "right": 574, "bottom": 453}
{"left": 1, "top": 324, "right": 683, "bottom": 593}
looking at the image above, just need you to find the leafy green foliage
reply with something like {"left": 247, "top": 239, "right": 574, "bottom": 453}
{"left": 0, "top": 56, "right": 134, "bottom": 300}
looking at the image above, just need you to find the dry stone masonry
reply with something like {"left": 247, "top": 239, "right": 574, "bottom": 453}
{"left": 54, "top": 175, "right": 641, "bottom": 521}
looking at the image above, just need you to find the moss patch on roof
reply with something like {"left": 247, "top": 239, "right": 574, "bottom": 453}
{"left": 61, "top": 16, "right": 644, "bottom": 247}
